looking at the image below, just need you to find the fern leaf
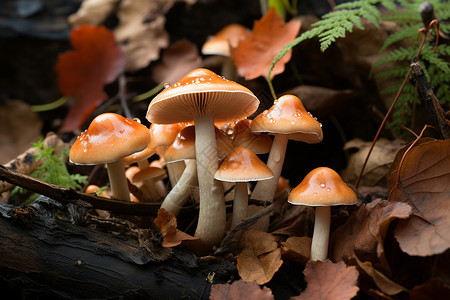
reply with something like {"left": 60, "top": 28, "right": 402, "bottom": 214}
{"left": 379, "top": 23, "right": 421, "bottom": 52}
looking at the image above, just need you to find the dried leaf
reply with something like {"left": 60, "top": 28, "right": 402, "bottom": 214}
{"left": 351, "top": 255, "right": 407, "bottom": 296}
{"left": 230, "top": 8, "right": 301, "bottom": 80}
{"left": 154, "top": 208, "right": 197, "bottom": 248}
{"left": 409, "top": 278, "right": 450, "bottom": 300}
{"left": 237, "top": 229, "right": 283, "bottom": 285}
{"left": 152, "top": 39, "right": 202, "bottom": 85}
{"left": 291, "top": 260, "right": 359, "bottom": 300}
{"left": 55, "top": 25, "right": 125, "bottom": 132}
{"left": 210, "top": 280, "right": 274, "bottom": 300}
{"left": 114, "top": 0, "right": 172, "bottom": 71}
{"left": 388, "top": 138, "right": 450, "bottom": 256}
{"left": 330, "top": 199, "right": 412, "bottom": 269}
{"left": 68, "top": 0, "right": 118, "bottom": 26}
{"left": 281, "top": 236, "right": 311, "bottom": 265}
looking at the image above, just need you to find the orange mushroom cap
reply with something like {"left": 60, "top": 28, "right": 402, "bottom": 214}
{"left": 232, "top": 119, "right": 272, "bottom": 154}
{"left": 132, "top": 167, "right": 167, "bottom": 183}
{"left": 251, "top": 94, "right": 323, "bottom": 144}
{"left": 70, "top": 113, "right": 150, "bottom": 165}
{"left": 288, "top": 167, "right": 357, "bottom": 206}
{"left": 146, "top": 68, "right": 259, "bottom": 124}
{"left": 202, "top": 24, "right": 250, "bottom": 56}
{"left": 214, "top": 146, "right": 273, "bottom": 182}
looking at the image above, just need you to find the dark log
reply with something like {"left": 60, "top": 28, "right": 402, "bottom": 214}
{"left": 0, "top": 197, "right": 236, "bottom": 299}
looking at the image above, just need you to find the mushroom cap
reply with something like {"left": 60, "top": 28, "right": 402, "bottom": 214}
{"left": 251, "top": 94, "right": 323, "bottom": 144}
{"left": 232, "top": 119, "right": 272, "bottom": 154}
{"left": 148, "top": 122, "right": 188, "bottom": 149}
{"left": 214, "top": 146, "right": 274, "bottom": 182}
{"left": 70, "top": 113, "right": 150, "bottom": 165}
{"left": 202, "top": 24, "right": 249, "bottom": 56}
{"left": 288, "top": 167, "right": 357, "bottom": 206}
{"left": 146, "top": 68, "right": 259, "bottom": 124}
{"left": 132, "top": 167, "right": 167, "bottom": 183}
{"left": 164, "top": 125, "right": 233, "bottom": 162}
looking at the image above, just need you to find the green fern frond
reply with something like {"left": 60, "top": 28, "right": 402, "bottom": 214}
{"left": 373, "top": 46, "right": 417, "bottom": 69}
{"left": 379, "top": 23, "right": 421, "bottom": 52}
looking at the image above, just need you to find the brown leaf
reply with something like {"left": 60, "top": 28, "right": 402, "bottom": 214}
{"left": 210, "top": 280, "right": 274, "bottom": 300}
{"left": 152, "top": 39, "right": 202, "bottom": 85}
{"left": 154, "top": 208, "right": 197, "bottom": 247}
{"left": 351, "top": 256, "right": 407, "bottom": 296}
{"left": 409, "top": 278, "right": 450, "bottom": 300}
{"left": 68, "top": 0, "right": 118, "bottom": 26}
{"left": 291, "top": 260, "right": 359, "bottom": 300}
{"left": 114, "top": 0, "right": 172, "bottom": 72}
{"left": 55, "top": 25, "right": 125, "bottom": 133}
{"left": 281, "top": 236, "right": 311, "bottom": 265}
{"left": 388, "top": 138, "right": 450, "bottom": 256}
{"left": 230, "top": 8, "right": 301, "bottom": 80}
{"left": 237, "top": 229, "right": 283, "bottom": 285}
{"left": 330, "top": 199, "right": 412, "bottom": 269}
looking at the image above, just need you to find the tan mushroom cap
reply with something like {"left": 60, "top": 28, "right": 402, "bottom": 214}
{"left": 202, "top": 24, "right": 250, "bottom": 56}
{"left": 215, "top": 147, "right": 274, "bottom": 182}
{"left": 148, "top": 122, "right": 189, "bottom": 150}
{"left": 164, "top": 125, "right": 233, "bottom": 162}
{"left": 70, "top": 113, "right": 150, "bottom": 165}
{"left": 232, "top": 119, "right": 272, "bottom": 154}
{"left": 132, "top": 167, "right": 167, "bottom": 183}
{"left": 251, "top": 94, "right": 323, "bottom": 144}
{"left": 288, "top": 167, "right": 357, "bottom": 206}
{"left": 146, "top": 68, "right": 259, "bottom": 124}
{"left": 122, "top": 141, "right": 155, "bottom": 165}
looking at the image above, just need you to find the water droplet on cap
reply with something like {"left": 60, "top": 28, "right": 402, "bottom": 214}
{"left": 320, "top": 183, "right": 326, "bottom": 188}
{"left": 164, "top": 83, "right": 169, "bottom": 88}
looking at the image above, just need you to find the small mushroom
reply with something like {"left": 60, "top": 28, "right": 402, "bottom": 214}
{"left": 288, "top": 167, "right": 357, "bottom": 261}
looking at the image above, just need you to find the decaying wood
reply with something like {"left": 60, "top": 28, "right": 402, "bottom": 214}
{"left": 0, "top": 198, "right": 236, "bottom": 299}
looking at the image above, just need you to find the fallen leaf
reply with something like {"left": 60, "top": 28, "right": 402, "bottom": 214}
{"left": 341, "top": 138, "right": 405, "bottom": 187}
{"left": 291, "top": 260, "right": 359, "bottom": 300}
{"left": 230, "top": 8, "right": 301, "bottom": 80}
{"left": 280, "top": 236, "right": 311, "bottom": 265}
{"left": 55, "top": 25, "right": 125, "bottom": 132}
{"left": 237, "top": 228, "right": 283, "bottom": 285}
{"left": 114, "top": 0, "right": 173, "bottom": 72}
{"left": 68, "top": 0, "right": 118, "bottom": 26}
{"left": 409, "top": 278, "right": 450, "bottom": 300}
{"left": 330, "top": 199, "right": 412, "bottom": 270}
{"left": 151, "top": 39, "right": 202, "bottom": 85}
{"left": 0, "top": 100, "right": 42, "bottom": 164}
{"left": 210, "top": 280, "right": 274, "bottom": 300}
{"left": 154, "top": 208, "right": 197, "bottom": 247}
{"left": 351, "top": 255, "right": 407, "bottom": 296}
{"left": 388, "top": 138, "right": 450, "bottom": 256}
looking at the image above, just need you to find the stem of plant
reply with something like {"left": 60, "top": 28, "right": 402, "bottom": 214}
{"left": 310, "top": 206, "right": 331, "bottom": 261}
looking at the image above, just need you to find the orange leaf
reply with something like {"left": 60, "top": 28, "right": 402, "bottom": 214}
{"left": 210, "top": 280, "right": 274, "bottom": 300}
{"left": 292, "top": 260, "right": 359, "bottom": 300}
{"left": 230, "top": 8, "right": 301, "bottom": 80}
{"left": 154, "top": 208, "right": 197, "bottom": 247}
{"left": 237, "top": 229, "right": 283, "bottom": 285}
{"left": 55, "top": 25, "right": 125, "bottom": 133}
{"left": 388, "top": 138, "right": 450, "bottom": 256}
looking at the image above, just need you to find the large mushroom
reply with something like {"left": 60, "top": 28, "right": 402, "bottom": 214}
{"left": 288, "top": 167, "right": 357, "bottom": 261}
{"left": 146, "top": 68, "right": 259, "bottom": 250}
{"left": 70, "top": 113, "right": 150, "bottom": 201}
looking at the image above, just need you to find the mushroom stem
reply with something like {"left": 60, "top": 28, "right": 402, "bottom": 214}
{"left": 310, "top": 206, "right": 331, "bottom": 261}
{"left": 136, "top": 160, "right": 159, "bottom": 200}
{"left": 250, "top": 134, "right": 289, "bottom": 203}
{"left": 106, "top": 160, "right": 130, "bottom": 201}
{"left": 160, "top": 159, "right": 197, "bottom": 215}
{"left": 194, "top": 115, "right": 226, "bottom": 249}
{"left": 231, "top": 182, "right": 249, "bottom": 229}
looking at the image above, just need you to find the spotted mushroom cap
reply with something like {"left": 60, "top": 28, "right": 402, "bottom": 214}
{"left": 251, "top": 94, "right": 323, "bottom": 144}
{"left": 69, "top": 113, "right": 150, "bottom": 165}
{"left": 146, "top": 68, "right": 259, "bottom": 124}
{"left": 214, "top": 146, "right": 274, "bottom": 182}
{"left": 288, "top": 167, "right": 357, "bottom": 206}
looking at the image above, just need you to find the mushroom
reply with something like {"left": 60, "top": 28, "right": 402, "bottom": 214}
{"left": 131, "top": 166, "right": 167, "bottom": 203}
{"left": 146, "top": 68, "right": 259, "bottom": 250}
{"left": 69, "top": 113, "right": 150, "bottom": 201}
{"left": 215, "top": 146, "right": 273, "bottom": 229}
{"left": 232, "top": 118, "right": 272, "bottom": 154}
{"left": 250, "top": 95, "right": 323, "bottom": 218}
{"left": 288, "top": 167, "right": 357, "bottom": 261}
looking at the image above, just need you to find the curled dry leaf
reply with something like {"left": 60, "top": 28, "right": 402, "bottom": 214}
{"left": 230, "top": 8, "right": 301, "bottom": 80}
{"left": 114, "top": 0, "right": 173, "bottom": 72}
{"left": 151, "top": 39, "right": 202, "bottom": 85}
{"left": 154, "top": 208, "right": 197, "bottom": 248}
{"left": 237, "top": 228, "right": 283, "bottom": 285}
{"left": 291, "top": 260, "right": 359, "bottom": 300}
{"left": 388, "top": 138, "right": 450, "bottom": 256}
{"left": 55, "top": 25, "right": 125, "bottom": 133}
{"left": 210, "top": 280, "right": 274, "bottom": 300}
{"left": 280, "top": 236, "right": 311, "bottom": 265}
{"left": 68, "top": 0, "right": 118, "bottom": 26}
{"left": 330, "top": 199, "right": 412, "bottom": 270}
